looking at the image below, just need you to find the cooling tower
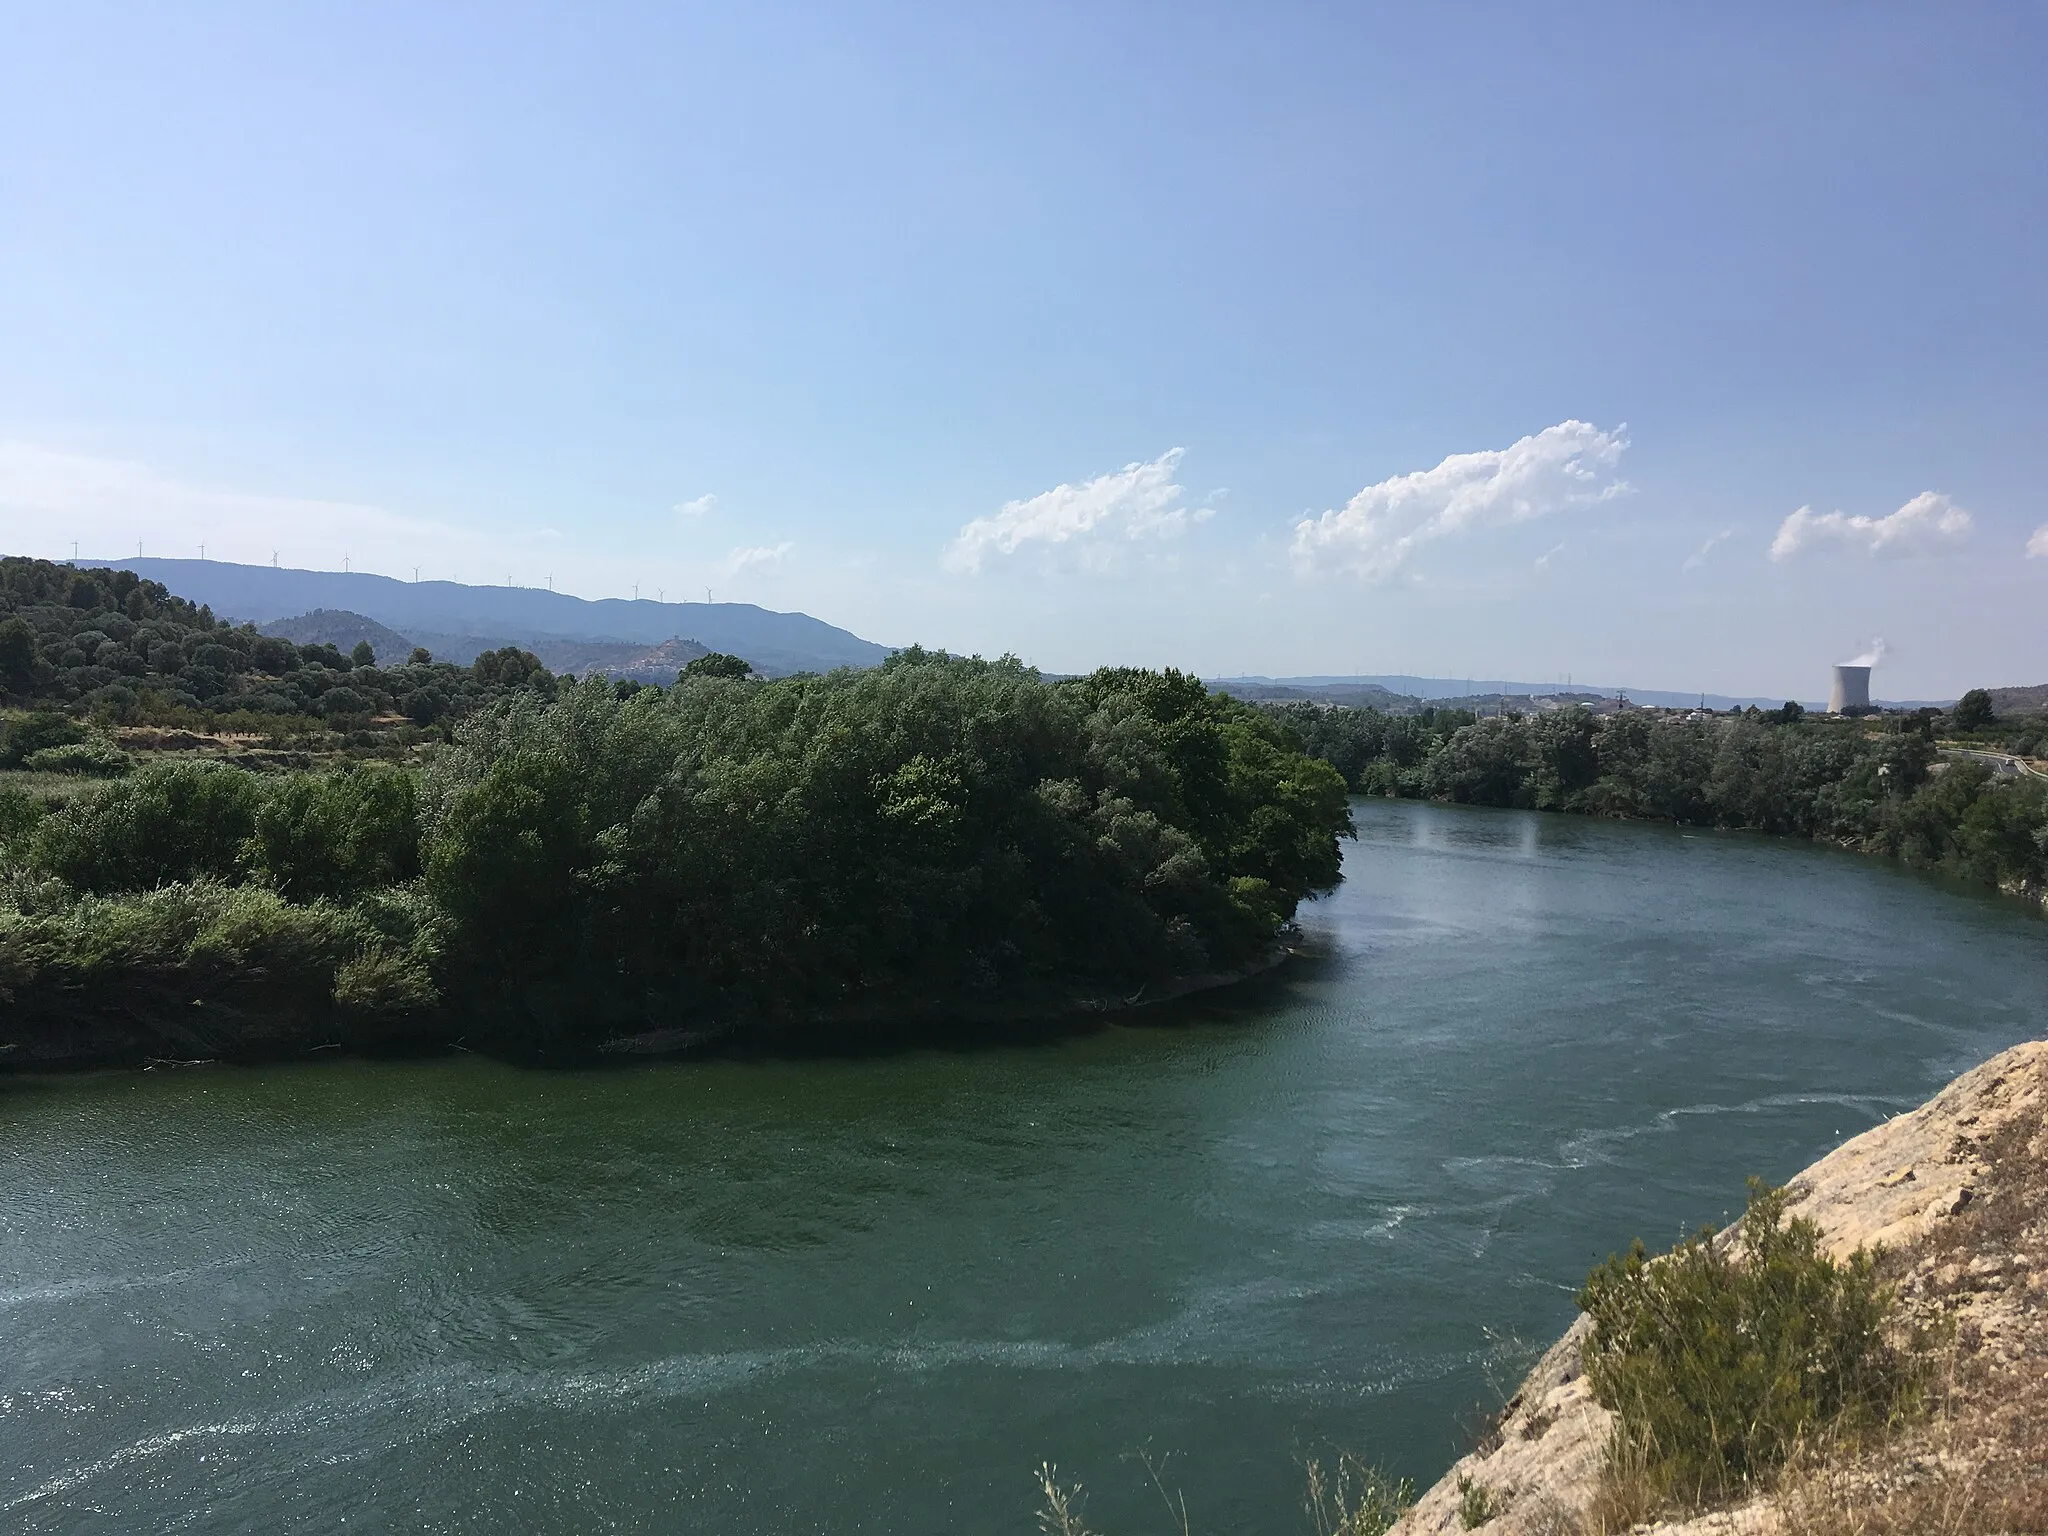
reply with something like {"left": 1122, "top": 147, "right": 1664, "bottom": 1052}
{"left": 1829, "top": 664, "right": 1872, "bottom": 714}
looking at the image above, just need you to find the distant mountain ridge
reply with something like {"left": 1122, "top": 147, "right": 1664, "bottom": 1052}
{"left": 102, "top": 558, "right": 893, "bottom": 677}
{"left": 1206, "top": 675, "right": 1960, "bottom": 712}
{"left": 253, "top": 608, "right": 715, "bottom": 677}
{"left": 259, "top": 610, "right": 419, "bottom": 663}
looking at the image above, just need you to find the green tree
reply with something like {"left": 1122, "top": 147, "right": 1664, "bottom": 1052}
{"left": 350, "top": 639, "right": 377, "bottom": 668}
{"left": 0, "top": 614, "right": 36, "bottom": 692}
{"left": 248, "top": 764, "right": 420, "bottom": 901}
{"left": 417, "top": 657, "right": 1351, "bottom": 1041}
{"left": 1952, "top": 688, "right": 1995, "bottom": 732}
{"left": 472, "top": 646, "right": 549, "bottom": 690}
{"left": 31, "top": 761, "right": 264, "bottom": 893}
{"left": 1, "top": 711, "right": 85, "bottom": 767}
{"left": 681, "top": 651, "right": 754, "bottom": 680}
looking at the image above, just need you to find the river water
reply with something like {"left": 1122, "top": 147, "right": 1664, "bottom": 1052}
{"left": 4, "top": 800, "right": 2043, "bottom": 1533}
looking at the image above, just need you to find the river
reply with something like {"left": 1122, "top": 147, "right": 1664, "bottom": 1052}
{"left": 3, "top": 800, "right": 2043, "bottom": 1533}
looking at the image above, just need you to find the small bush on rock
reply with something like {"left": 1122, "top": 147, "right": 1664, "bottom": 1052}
{"left": 1577, "top": 1179, "right": 1925, "bottom": 1513}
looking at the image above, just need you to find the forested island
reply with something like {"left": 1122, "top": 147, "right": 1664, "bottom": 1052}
{"left": 1262, "top": 694, "right": 2048, "bottom": 902}
{"left": 0, "top": 559, "right": 1351, "bottom": 1065}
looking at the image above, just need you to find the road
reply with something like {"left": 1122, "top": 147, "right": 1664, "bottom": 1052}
{"left": 1943, "top": 747, "right": 2048, "bottom": 781}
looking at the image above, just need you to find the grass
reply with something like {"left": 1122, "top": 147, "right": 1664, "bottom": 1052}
{"left": 1456, "top": 1473, "right": 1497, "bottom": 1528}
{"left": 0, "top": 768, "right": 96, "bottom": 806}
{"left": 1032, "top": 1449, "right": 1412, "bottom": 1536}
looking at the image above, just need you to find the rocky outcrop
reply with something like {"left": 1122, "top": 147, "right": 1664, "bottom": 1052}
{"left": 1391, "top": 1041, "right": 2048, "bottom": 1536}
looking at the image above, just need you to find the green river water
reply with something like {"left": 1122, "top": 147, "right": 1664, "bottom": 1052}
{"left": 4, "top": 799, "right": 2044, "bottom": 1533}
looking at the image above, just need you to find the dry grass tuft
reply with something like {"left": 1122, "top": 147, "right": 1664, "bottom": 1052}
{"left": 1772, "top": 1095, "right": 2048, "bottom": 1536}
{"left": 1037, "top": 1463, "right": 1100, "bottom": 1536}
{"left": 1304, "top": 1451, "right": 1413, "bottom": 1536}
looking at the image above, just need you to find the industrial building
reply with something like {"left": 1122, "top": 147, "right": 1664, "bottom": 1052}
{"left": 1829, "top": 664, "right": 1872, "bottom": 714}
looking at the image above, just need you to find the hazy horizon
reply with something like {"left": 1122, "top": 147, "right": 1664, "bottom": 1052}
{"left": 4, "top": 6, "right": 2045, "bottom": 699}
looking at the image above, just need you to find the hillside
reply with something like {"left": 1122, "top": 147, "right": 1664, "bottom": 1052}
{"left": 256, "top": 611, "right": 713, "bottom": 677}
{"left": 1210, "top": 676, "right": 1971, "bottom": 713}
{"left": 259, "top": 609, "right": 419, "bottom": 664}
{"left": 1207, "top": 678, "right": 1417, "bottom": 710}
{"left": 0, "top": 557, "right": 555, "bottom": 726}
{"left": 102, "top": 558, "right": 892, "bottom": 676}
{"left": 1989, "top": 683, "right": 2048, "bottom": 718}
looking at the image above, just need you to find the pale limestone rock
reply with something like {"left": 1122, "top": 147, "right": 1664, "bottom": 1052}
{"left": 1386, "top": 1040, "right": 2048, "bottom": 1536}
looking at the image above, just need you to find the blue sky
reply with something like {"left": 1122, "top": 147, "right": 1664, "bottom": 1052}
{"left": 2, "top": 3, "right": 2043, "bottom": 698}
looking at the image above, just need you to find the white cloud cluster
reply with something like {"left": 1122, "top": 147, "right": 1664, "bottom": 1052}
{"left": 2028, "top": 524, "right": 2048, "bottom": 559}
{"left": 1291, "top": 420, "right": 1629, "bottom": 581}
{"left": 673, "top": 494, "right": 718, "bottom": 517}
{"left": 726, "top": 541, "right": 793, "bottom": 575}
{"left": 1768, "top": 491, "right": 1973, "bottom": 561}
{"left": 945, "top": 449, "right": 1208, "bottom": 573}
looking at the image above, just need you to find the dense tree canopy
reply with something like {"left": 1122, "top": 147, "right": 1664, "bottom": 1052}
{"left": 1264, "top": 700, "right": 2048, "bottom": 898}
{"left": 0, "top": 650, "right": 1352, "bottom": 1059}
{"left": 0, "top": 556, "right": 556, "bottom": 728}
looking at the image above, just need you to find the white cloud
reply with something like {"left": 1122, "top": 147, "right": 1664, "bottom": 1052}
{"left": 1291, "top": 420, "right": 1629, "bottom": 581}
{"left": 1768, "top": 491, "right": 1973, "bottom": 561}
{"left": 673, "top": 494, "right": 718, "bottom": 517}
{"left": 725, "top": 541, "right": 793, "bottom": 575}
{"left": 2028, "top": 524, "right": 2048, "bottom": 559}
{"left": 1534, "top": 542, "right": 1565, "bottom": 570}
{"left": 945, "top": 448, "right": 1210, "bottom": 573}
{"left": 1683, "top": 529, "right": 1733, "bottom": 572}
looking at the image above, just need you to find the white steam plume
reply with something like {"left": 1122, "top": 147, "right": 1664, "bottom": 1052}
{"left": 1841, "top": 638, "right": 1888, "bottom": 668}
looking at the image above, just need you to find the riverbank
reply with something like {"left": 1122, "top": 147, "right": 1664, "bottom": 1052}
{"left": 1390, "top": 1040, "right": 2048, "bottom": 1536}
{"left": 0, "top": 936, "right": 1302, "bottom": 1073}
{"left": 1265, "top": 700, "right": 2048, "bottom": 919}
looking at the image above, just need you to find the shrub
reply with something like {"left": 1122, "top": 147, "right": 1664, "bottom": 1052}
{"left": 23, "top": 738, "right": 135, "bottom": 777}
{"left": 1, "top": 710, "right": 85, "bottom": 767}
{"left": 0, "top": 786, "right": 46, "bottom": 849}
{"left": 247, "top": 763, "right": 419, "bottom": 901}
{"left": 0, "top": 880, "right": 440, "bottom": 1049}
{"left": 1577, "top": 1180, "right": 1923, "bottom": 1513}
{"left": 30, "top": 760, "right": 264, "bottom": 893}
{"left": 1455, "top": 1475, "right": 1496, "bottom": 1528}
